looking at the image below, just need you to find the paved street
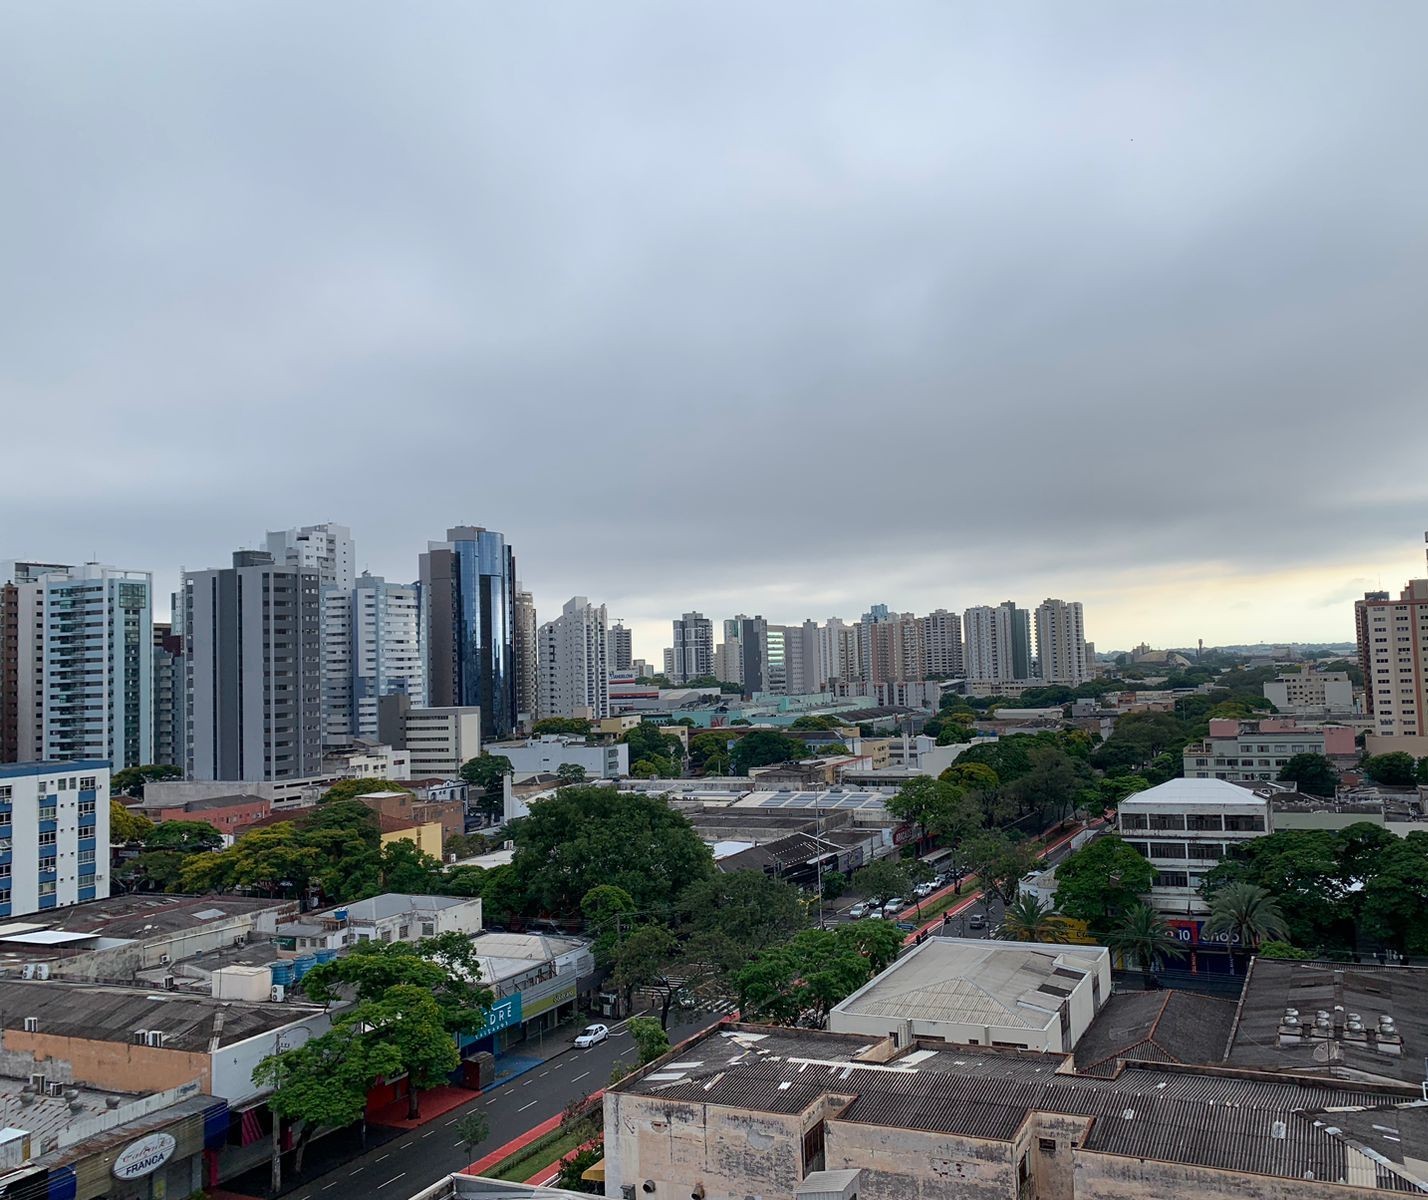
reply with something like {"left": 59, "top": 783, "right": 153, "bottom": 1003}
{"left": 245, "top": 1009, "right": 724, "bottom": 1200}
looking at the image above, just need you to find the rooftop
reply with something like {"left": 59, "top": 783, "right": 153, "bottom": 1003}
{"left": 0, "top": 761, "right": 109, "bottom": 780}
{"left": 1074, "top": 989, "right": 1239, "bottom": 1077}
{"left": 616, "top": 1025, "right": 1428, "bottom": 1192}
{"left": 338, "top": 894, "right": 475, "bottom": 923}
{"left": 1121, "top": 777, "right": 1270, "bottom": 806}
{"left": 830, "top": 938, "right": 1108, "bottom": 1032}
{"left": 1224, "top": 959, "right": 1428, "bottom": 1086}
{"left": 0, "top": 979, "right": 324, "bottom": 1050}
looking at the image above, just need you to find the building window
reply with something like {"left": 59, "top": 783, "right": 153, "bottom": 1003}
{"left": 78, "top": 800, "right": 95, "bottom": 816}
{"left": 38, "top": 805, "right": 56, "bottom": 822}
{"left": 37, "top": 831, "right": 56, "bottom": 847}
{"left": 79, "top": 776, "right": 97, "bottom": 791}
{"left": 1039, "top": 1138, "right": 1057, "bottom": 1154}
{"left": 0, "top": 788, "right": 9, "bottom": 802}
{"left": 38, "top": 882, "right": 55, "bottom": 897}
{"left": 78, "top": 850, "right": 94, "bottom": 866}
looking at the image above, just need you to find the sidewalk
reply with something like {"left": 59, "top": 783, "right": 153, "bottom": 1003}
{"left": 366, "top": 1084, "right": 476, "bottom": 1130}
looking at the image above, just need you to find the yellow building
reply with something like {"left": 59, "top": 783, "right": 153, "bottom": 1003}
{"left": 377, "top": 815, "right": 445, "bottom": 859}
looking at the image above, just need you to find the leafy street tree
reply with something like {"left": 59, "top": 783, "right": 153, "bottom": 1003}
{"left": 108, "top": 763, "right": 182, "bottom": 798}
{"left": 678, "top": 872, "right": 808, "bottom": 957}
{"left": 1362, "top": 752, "right": 1419, "bottom": 787}
{"left": 145, "top": 820, "right": 223, "bottom": 854}
{"left": 1258, "top": 940, "right": 1314, "bottom": 960}
{"left": 997, "top": 894, "right": 1072, "bottom": 944}
{"left": 455, "top": 1110, "right": 491, "bottom": 1156}
{"left": 507, "top": 787, "right": 714, "bottom": 919}
{"left": 789, "top": 715, "right": 842, "bottom": 731}
{"left": 688, "top": 732, "right": 730, "bottom": 772}
{"left": 118, "top": 820, "right": 224, "bottom": 892}
{"left": 320, "top": 777, "right": 411, "bottom": 804}
{"left": 1053, "top": 835, "right": 1154, "bottom": 933}
{"left": 836, "top": 919, "right": 903, "bottom": 974}
{"left": 581, "top": 884, "right": 640, "bottom": 966}
{"left": 556, "top": 1143, "right": 605, "bottom": 1194}
{"left": 359, "top": 984, "right": 461, "bottom": 1117}
{"left": 939, "top": 761, "right": 1000, "bottom": 791}
{"left": 962, "top": 832, "right": 1040, "bottom": 904}
{"left": 622, "top": 724, "right": 685, "bottom": 777}
{"left": 253, "top": 1018, "right": 402, "bottom": 1186}
{"left": 610, "top": 924, "right": 679, "bottom": 1019}
{"left": 852, "top": 859, "right": 912, "bottom": 904}
{"left": 1006, "top": 746, "right": 1093, "bottom": 828}
{"left": 733, "top": 923, "right": 900, "bottom": 1026}
{"left": 460, "top": 754, "right": 514, "bottom": 819}
{"left": 533, "top": 717, "right": 591, "bottom": 735}
{"left": 1359, "top": 832, "right": 1428, "bottom": 955}
{"left": 109, "top": 801, "right": 154, "bottom": 844}
{"left": 629, "top": 1016, "right": 671, "bottom": 1065}
{"left": 886, "top": 777, "right": 981, "bottom": 852}
{"left": 1276, "top": 753, "right": 1339, "bottom": 798}
{"left": 1107, "top": 903, "right": 1186, "bottom": 987}
{"left": 729, "top": 730, "right": 807, "bottom": 774}
{"left": 1206, "top": 882, "right": 1290, "bottom": 971}
{"left": 556, "top": 763, "right": 588, "bottom": 785}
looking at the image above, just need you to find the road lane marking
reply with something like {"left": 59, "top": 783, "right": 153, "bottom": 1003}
{"left": 573, "top": 1071, "right": 590, "bottom": 1082}
{"left": 376, "top": 1153, "right": 390, "bottom": 1162}
{"left": 377, "top": 1174, "right": 406, "bottom": 1189}
{"left": 518, "top": 1100, "right": 538, "bottom": 1112}
{"left": 422, "top": 1129, "right": 435, "bottom": 1138}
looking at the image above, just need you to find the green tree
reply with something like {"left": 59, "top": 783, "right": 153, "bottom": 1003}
{"left": 1276, "top": 753, "right": 1339, "bottom": 798}
{"left": 110, "top": 801, "right": 154, "bottom": 844}
{"left": 459, "top": 754, "right": 514, "bottom": 819}
{"left": 580, "top": 884, "right": 640, "bottom": 966}
{"left": 834, "top": 919, "right": 903, "bottom": 974}
{"left": 555, "top": 1143, "right": 605, "bottom": 1194}
{"left": 1359, "top": 833, "right": 1428, "bottom": 954}
{"left": 610, "top": 924, "right": 679, "bottom": 1018}
{"left": 622, "top": 724, "right": 685, "bottom": 776}
{"left": 532, "top": 717, "right": 591, "bottom": 735}
{"left": 996, "top": 894, "right": 1072, "bottom": 944}
{"left": 789, "top": 715, "right": 841, "bottom": 731}
{"left": 253, "top": 1018, "right": 402, "bottom": 1185}
{"left": 1258, "top": 940, "right": 1313, "bottom": 960}
{"left": 628, "top": 1016, "right": 671, "bottom": 1065}
{"left": 378, "top": 839, "right": 445, "bottom": 894}
{"left": 507, "top": 787, "right": 714, "bottom": 919}
{"left": 939, "top": 761, "right": 1000, "bottom": 791}
{"left": 935, "top": 723, "right": 976, "bottom": 746}
{"left": 108, "top": 763, "right": 182, "bottom": 798}
{"left": 1005, "top": 746, "right": 1092, "bottom": 828}
{"left": 455, "top": 1110, "right": 491, "bottom": 1156}
{"left": 962, "top": 832, "right": 1040, "bottom": 904}
{"left": 852, "top": 859, "right": 911, "bottom": 903}
{"left": 1362, "top": 752, "right": 1418, "bottom": 787}
{"left": 679, "top": 872, "right": 808, "bottom": 955}
{"left": 886, "top": 777, "right": 979, "bottom": 851}
{"left": 729, "top": 730, "right": 807, "bottom": 774}
{"left": 320, "top": 777, "right": 411, "bottom": 804}
{"left": 556, "top": 763, "right": 588, "bottom": 786}
{"left": 144, "top": 820, "right": 223, "bottom": 854}
{"left": 1206, "top": 882, "right": 1290, "bottom": 971}
{"left": 688, "top": 732, "right": 730, "bottom": 771}
{"left": 359, "top": 984, "right": 461, "bottom": 1117}
{"left": 1107, "top": 902, "right": 1186, "bottom": 985}
{"left": 1419, "top": 757, "right": 1428, "bottom": 785}
{"left": 1053, "top": 835, "right": 1154, "bottom": 932}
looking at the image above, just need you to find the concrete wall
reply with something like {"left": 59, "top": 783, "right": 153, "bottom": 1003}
{"left": 210, "top": 1012, "right": 332, "bottom": 1105}
{"left": 1074, "top": 1147, "right": 1387, "bottom": 1200}
{"left": 49, "top": 907, "right": 287, "bottom": 983}
{"left": 825, "top": 1119, "right": 1018, "bottom": 1200}
{"left": 2, "top": 1028, "right": 210, "bottom": 1093}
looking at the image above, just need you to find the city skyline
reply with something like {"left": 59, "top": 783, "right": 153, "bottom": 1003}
{"left": 4, "top": 4, "right": 1426, "bottom": 665}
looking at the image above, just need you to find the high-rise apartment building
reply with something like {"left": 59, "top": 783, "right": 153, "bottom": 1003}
{"left": 670, "top": 613, "right": 714, "bottom": 683}
{"left": 0, "top": 761, "right": 111, "bottom": 915}
{"left": 1, "top": 562, "right": 69, "bottom": 764}
{"left": 184, "top": 550, "right": 322, "bottom": 781}
{"left": 322, "top": 574, "right": 425, "bottom": 745}
{"left": 264, "top": 523, "right": 355, "bottom": 591}
{"left": 964, "top": 601, "right": 1032, "bottom": 683}
{"left": 608, "top": 622, "right": 633, "bottom": 673}
{"left": 816, "top": 618, "right": 858, "bottom": 687}
{"left": 513, "top": 586, "right": 539, "bottom": 731}
{"left": 537, "top": 596, "right": 609, "bottom": 720}
{"left": 419, "top": 526, "right": 518, "bottom": 742}
{"left": 1034, "top": 598, "right": 1088, "bottom": 685}
{"left": 152, "top": 620, "right": 184, "bottom": 768}
{"left": 917, "top": 609, "right": 963, "bottom": 678}
{"left": 1356, "top": 578, "right": 1428, "bottom": 738}
{"left": 738, "top": 616, "right": 769, "bottom": 695}
{"left": 2, "top": 564, "right": 153, "bottom": 770}
{"left": 715, "top": 617, "right": 746, "bottom": 689}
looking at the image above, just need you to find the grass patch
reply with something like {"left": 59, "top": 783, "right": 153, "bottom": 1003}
{"left": 487, "top": 1122, "right": 598, "bottom": 1182}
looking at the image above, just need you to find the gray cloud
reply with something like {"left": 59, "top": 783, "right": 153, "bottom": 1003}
{"left": 2, "top": 1, "right": 1426, "bottom": 654}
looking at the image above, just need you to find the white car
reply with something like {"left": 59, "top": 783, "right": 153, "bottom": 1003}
{"left": 847, "top": 902, "right": 871, "bottom": 920}
{"left": 574, "top": 1023, "right": 609, "bottom": 1048}
{"left": 880, "top": 897, "right": 905, "bottom": 915}
{"left": 913, "top": 881, "right": 938, "bottom": 898}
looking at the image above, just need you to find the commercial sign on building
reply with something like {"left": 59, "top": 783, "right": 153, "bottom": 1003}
{"left": 474, "top": 993, "right": 522, "bottom": 1038}
{"left": 113, "top": 1132, "right": 176, "bottom": 1180}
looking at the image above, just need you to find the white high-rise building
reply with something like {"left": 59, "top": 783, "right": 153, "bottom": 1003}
{"left": 964, "top": 604, "right": 1016, "bottom": 682}
{"left": 323, "top": 574, "right": 425, "bottom": 745}
{"left": 670, "top": 613, "right": 714, "bottom": 684}
{"left": 1034, "top": 599, "right": 1088, "bottom": 685}
{"left": 917, "top": 609, "right": 964, "bottom": 678}
{"left": 3, "top": 564, "right": 153, "bottom": 770}
{"left": 538, "top": 597, "right": 610, "bottom": 719}
{"left": 264, "top": 523, "right": 355, "bottom": 592}
{"left": 816, "top": 618, "right": 858, "bottom": 686}
{"left": 0, "top": 761, "right": 111, "bottom": 915}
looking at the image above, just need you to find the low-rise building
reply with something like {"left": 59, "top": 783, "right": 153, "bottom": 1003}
{"left": 1118, "top": 777, "right": 1271, "bottom": 916}
{"left": 1182, "top": 717, "right": 1357, "bottom": 783}
{"left": 0, "top": 761, "right": 111, "bottom": 917}
{"left": 134, "top": 792, "right": 272, "bottom": 838}
{"left": 604, "top": 1024, "right": 1428, "bottom": 1200}
{"left": 263, "top": 893, "right": 483, "bottom": 953}
{"left": 320, "top": 741, "right": 413, "bottom": 780}
{"left": 490, "top": 736, "right": 629, "bottom": 779}
{"left": 465, "top": 932, "right": 594, "bottom": 1052}
{"left": 379, "top": 703, "right": 484, "bottom": 778}
{"left": 1072, "top": 988, "right": 1238, "bottom": 1077}
{"left": 828, "top": 938, "right": 1110, "bottom": 1052}
{"left": 1264, "top": 667, "right": 1357, "bottom": 716}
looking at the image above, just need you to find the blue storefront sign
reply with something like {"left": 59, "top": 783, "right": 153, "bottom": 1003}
{"left": 470, "top": 993, "right": 522, "bottom": 1042}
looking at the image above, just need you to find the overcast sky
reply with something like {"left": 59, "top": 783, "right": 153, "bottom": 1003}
{"left": 3, "top": 2, "right": 1427, "bottom": 659}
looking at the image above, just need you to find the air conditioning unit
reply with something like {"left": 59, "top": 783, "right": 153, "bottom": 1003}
{"left": 163, "top": 975, "right": 176, "bottom": 991}
{"left": 28, "top": 1073, "right": 45, "bottom": 1090}
{"left": 46, "top": 1082, "right": 63, "bottom": 1097}
{"left": 22, "top": 1017, "right": 38, "bottom": 1033}
{"left": 34, "top": 965, "right": 48, "bottom": 981}
{"left": 133, "top": 1030, "right": 149, "bottom": 1045}
{"left": 144, "top": 1031, "right": 165, "bottom": 1048}
{"left": 21, "top": 965, "right": 34, "bottom": 980}
{"left": 270, "top": 984, "right": 286, "bottom": 1003}
{"left": 234, "top": 935, "right": 247, "bottom": 947}
{"left": 159, "top": 953, "right": 171, "bottom": 965}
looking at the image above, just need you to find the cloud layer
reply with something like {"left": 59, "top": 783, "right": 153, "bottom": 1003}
{"left": 3, "top": 2, "right": 1426, "bottom": 657}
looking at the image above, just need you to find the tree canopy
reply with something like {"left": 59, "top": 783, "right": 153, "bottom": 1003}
{"left": 319, "top": 777, "right": 411, "bottom": 804}
{"left": 108, "top": 763, "right": 182, "bottom": 798}
{"left": 1276, "top": 753, "right": 1338, "bottom": 798}
{"left": 1053, "top": 835, "right": 1154, "bottom": 932}
{"left": 733, "top": 924, "right": 902, "bottom": 1026}
{"left": 729, "top": 730, "right": 807, "bottom": 774}
{"left": 1362, "top": 752, "right": 1418, "bottom": 787}
{"left": 532, "top": 717, "right": 591, "bottom": 735}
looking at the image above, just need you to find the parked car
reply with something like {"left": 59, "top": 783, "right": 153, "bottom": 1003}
{"left": 847, "top": 901, "right": 871, "bottom": 920}
{"left": 575, "top": 1023, "right": 609, "bottom": 1048}
{"left": 881, "top": 897, "right": 906, "bottom": 915}
{"left": 912, "top": 881, "right": 938, "bottom": 898}
{"left": 967, "top": 912, "right": 986, "bottom": 930}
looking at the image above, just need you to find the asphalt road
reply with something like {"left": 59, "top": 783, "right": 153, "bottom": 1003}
{"left": 269, "top": 1009, "right": 722, "bottom": 1200}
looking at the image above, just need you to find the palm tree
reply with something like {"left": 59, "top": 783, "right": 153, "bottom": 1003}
{"left": 996, "top": 894, "right": 1073, "bottom": 944}
{"left": 1107, "top": 903, "right": 1186, "bottom": 988}
{"left": 1206, "top": 882, "right": 1290, "bottom": 973}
